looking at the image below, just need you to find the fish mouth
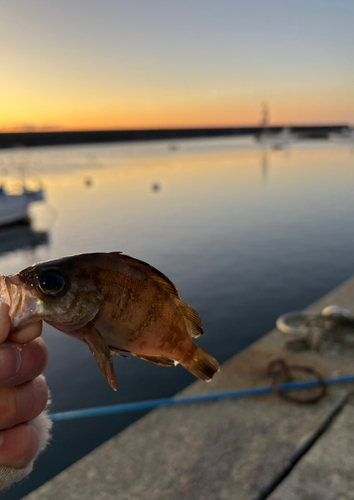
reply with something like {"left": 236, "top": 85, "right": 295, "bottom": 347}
{"left": 0, "top": 274, "right": 39, "bottom": 328}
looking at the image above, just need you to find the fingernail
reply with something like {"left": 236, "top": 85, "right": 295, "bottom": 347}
{"left": 0, "top": 345, "right": 22, "bottom": 381}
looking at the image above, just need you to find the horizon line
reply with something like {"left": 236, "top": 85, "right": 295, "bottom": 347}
{"left": 0, "top": 123, "right": 350, "bottom": 135}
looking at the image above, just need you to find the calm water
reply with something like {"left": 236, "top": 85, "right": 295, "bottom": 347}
{"left": 1, "top": 138, "right": 354, "bottom": 499}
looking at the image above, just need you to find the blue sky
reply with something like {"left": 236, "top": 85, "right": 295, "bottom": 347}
{"left": 1, "top": 0, "right": 353, "bottom": 130}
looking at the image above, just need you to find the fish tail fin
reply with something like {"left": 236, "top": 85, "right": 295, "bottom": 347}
{"left": 181, "top": 346, "right": 220, "bottom": 382}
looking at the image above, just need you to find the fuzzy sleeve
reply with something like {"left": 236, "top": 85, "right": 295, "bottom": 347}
{"left": 0, "top": 409, "right": 53, "bottom": 491}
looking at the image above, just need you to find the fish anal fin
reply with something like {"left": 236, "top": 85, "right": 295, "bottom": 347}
{"left": 80, "top": 323, "right": 117, "bottom": 391}
{"left": 179, "top": 301, "right": 204, "bottom": 338}
{"left": 135, "top": 353, "right": 176, "bottom": 367}
{"left": 110, "top": 347, "right": 130, "bottom": 359}
{"left": 113, "top": 253, "right": 180, "bottom": 299}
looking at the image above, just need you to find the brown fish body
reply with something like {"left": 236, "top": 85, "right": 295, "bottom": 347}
{"left": 91, "top": 256, "right": 195, "bottom": 361}
{"left": 0, "top": 252, "right": 219, "bottom": 389}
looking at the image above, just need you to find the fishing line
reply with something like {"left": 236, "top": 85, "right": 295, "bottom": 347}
{"left": 49, "top": 373, "right": 354, "bottom": 422}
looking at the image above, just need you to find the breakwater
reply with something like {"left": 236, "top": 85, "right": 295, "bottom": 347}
{"left": 0, "top": 125, "right": 347, "bottom": 149}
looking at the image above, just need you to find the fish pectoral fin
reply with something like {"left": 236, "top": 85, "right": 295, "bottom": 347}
{"left": 110, "top": 347, "right": 130, "bottom": 359}
{"left": 134, "top": 354, "right": 176, "bottom": 367}
{"left": 81, "top": 324, "right": 117, "bottom": 391}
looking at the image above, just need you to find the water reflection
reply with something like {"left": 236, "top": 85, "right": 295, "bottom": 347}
{"left": 2, "top": 139, "right": 354, "bottom": 500}
{"left": 0, "top": 222, "right": 49, "bottom": 257}
{"left": 261, "top": 150, "right": 269, "bottom": 183}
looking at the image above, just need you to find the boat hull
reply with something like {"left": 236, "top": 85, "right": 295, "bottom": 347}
{"left": 0, "top": 189, "right": 44, "bottom": 227}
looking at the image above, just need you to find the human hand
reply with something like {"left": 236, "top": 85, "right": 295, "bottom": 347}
{"left": 0, "top": 303, "right": 52, "bottom": 490}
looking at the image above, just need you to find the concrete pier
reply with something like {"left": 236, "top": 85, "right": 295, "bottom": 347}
{"left": 23, "top": 276, "right": 354, "bottom": 500}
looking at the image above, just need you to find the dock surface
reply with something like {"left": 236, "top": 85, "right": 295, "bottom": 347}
{"left": 23, "top": 277, "right": 354, "bottom": 500}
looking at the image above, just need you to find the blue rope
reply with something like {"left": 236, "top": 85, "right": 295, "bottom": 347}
{"left": 49, "top": 373, "right": 354, "bottom": 422}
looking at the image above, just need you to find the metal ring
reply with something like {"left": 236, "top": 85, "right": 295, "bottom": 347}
{"left": 268, "top": 358, "right": 327, "bottom": 404}
{"left": 276, "top": 311, "right": 319, "bottom": 336}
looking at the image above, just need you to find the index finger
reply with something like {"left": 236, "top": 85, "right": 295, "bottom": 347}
{"left": 0, "top": 303, "right": 42, "bottom": 344}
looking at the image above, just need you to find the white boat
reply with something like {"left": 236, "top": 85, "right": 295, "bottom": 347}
{"left": 271, "top": 127, "right": 298, "bottom": 149}
{"left": 0, "top": 188, "right": 45, "bottom": 227}
{"left": 328, "top": 127, "right": 354, "bottom": 142}
{"left": 259, "top": 127, "right": 298, "bottom": 149}
{"left": 257, "top": 105, "right": 298, "bottom": 149}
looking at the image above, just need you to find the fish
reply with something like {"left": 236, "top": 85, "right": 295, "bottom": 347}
{"left": 0, "top": 252, "right": 219, "bottom": 390}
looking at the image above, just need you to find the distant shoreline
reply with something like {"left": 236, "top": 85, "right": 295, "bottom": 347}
{"left": 0, "top": 125, "right": 347, "bottom": 149}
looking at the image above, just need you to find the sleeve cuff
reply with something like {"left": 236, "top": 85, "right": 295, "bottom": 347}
{"left": 0, "top": 409, "right": 53, "bottom": 491}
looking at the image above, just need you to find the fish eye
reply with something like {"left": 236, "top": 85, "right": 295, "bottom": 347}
{"left": 38, "top": 271, "right": 67, "bottom": 296}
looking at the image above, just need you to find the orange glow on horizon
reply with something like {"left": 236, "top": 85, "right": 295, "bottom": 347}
{"left": 1, "top": 1, "right": 353, "bottom": 134}
{"left": 0, "top": 96, "right": 350, "bottom": 133}
{"left": 1, "top": 72, "right": 351, "bottom": 132}
{"left": 1, "top": 42, "right": 351, "bottom": 132}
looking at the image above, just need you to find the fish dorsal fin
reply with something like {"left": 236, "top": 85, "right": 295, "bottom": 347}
{"left": 180, "top": 301, "right": 204, "bottom": 338}
{"left": 112, "top": 252, "right": 180, "bottom": 299}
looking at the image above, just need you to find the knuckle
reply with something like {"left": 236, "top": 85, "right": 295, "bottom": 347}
{"left": 32, "top": 376, "right": 49, "bottom": 413}
{"left": 17, "top": 424, "right": 39, "bottom": 467}
{"left": 0, "top": 424, "right": 39, "bottom": 468}
{"left": 0, "top": 378, "right": 49, "bottom": 430}
{"left": 0, "top": 389, "right": 19, "bottom": 429}
{"left": 32, "top": 338, "right": 49, "bottom": 370}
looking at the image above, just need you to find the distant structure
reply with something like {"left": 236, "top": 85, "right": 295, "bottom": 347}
{"left": 258, "top": 103, "right": 271, "bottom": 144}
{"left": 0, "top": 125, "right": 348, "bottom": 149}
{"left": 258, "top": 103, "right": 298, "bottom": 149}
{"left": 328, "top": 126, "right": 354, "bottom": 142}
{"left": 260, "top": 102, "right": 270, "bottom": 130}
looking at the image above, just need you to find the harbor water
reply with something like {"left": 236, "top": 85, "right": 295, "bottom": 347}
{"left": 0, "top": 137, "right": 354, "bottom": 499}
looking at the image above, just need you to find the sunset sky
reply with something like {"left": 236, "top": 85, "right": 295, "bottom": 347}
{"left": 0, "top": 0, "right": 353, "bottom": 131}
